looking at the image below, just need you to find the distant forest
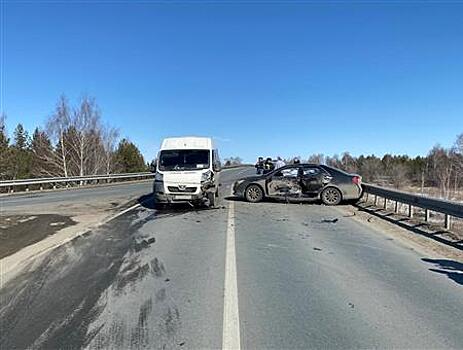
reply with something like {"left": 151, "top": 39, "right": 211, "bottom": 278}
{"left": 0, "top": 95, "right": 148, "bottom": 181}
{"left": 304, "top": 135, "right": 463, "bottom": 200}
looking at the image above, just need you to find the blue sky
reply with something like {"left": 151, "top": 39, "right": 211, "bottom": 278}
{"left": 2, "top": 1, "right": 463, "bottom": 162}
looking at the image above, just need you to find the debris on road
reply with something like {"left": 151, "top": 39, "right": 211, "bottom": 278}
{"left": 133, "top": 237, "right": 156, "bottom": 252}
{"left": 321, "top": 218, "right": 339, "bottom": 223}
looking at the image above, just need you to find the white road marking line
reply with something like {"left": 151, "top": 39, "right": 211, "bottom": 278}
{"left": 222, "top": 193, "right": 241, "bottom": 350}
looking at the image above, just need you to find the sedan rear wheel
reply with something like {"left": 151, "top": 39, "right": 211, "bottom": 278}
{"left": 245, "top": 184, "right": 264, "bottom": 203}
{"left": 321, "top": 187, "right": 342, "bottom": 206}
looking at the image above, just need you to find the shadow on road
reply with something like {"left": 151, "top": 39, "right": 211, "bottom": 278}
{"left": 223, "top": 195, "right": 322, "bottom": 205}
{"left": 137, "top": 193, "right": 223, "bottom": 215}
{"left": 422, "top": 258, "right": 463, "bottom": 286}
{"left": 355, "top": 202, "right": 463, "bottom": 252}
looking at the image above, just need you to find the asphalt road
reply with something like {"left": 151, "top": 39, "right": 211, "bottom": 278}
{"left": 0, "top": 180, "right": 153, "bottom": 211}
{"left": 1, "top": 167, "right": 462, "bottom": 349}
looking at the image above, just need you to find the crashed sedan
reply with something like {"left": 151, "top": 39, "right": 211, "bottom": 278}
{"left": 233, "top": 164, "right": 362, "bottom": 205}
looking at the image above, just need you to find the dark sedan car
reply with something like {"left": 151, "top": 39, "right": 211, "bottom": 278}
{"left": 233, "top": 164, "right": 362, "bottom": 205}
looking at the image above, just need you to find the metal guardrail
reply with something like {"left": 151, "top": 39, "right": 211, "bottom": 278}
{"left": 362, "top": 183, "right": 463, "bottom": 230}
{"left": 0, "top": 166, "right": 252, "bottom": 193}
{"left": 0, "top": 172, "right": 155, "bottom": 192}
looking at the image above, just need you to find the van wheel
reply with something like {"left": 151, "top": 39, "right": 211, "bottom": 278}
{"left": 208, "top": 192, "right": 217, "bottom": 208}
{"left": 321, "top": 187, "right": 342, "bottom": 206}
{"left": 154, "top": 202, "right": 167, "bottom": 210}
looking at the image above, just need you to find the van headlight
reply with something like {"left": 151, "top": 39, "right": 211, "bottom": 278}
{"left": 154, "top": 172, "right": 164, "bottom": 182}
{"left": 201, "top": 170, "right": 213, "bottom": 183}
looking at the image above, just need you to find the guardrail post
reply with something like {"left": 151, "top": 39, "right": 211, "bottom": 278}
{"left": 408, "top": 205, "right": 414, "bottom": 218}
{"left": 383, "top": 198, "right": 387, "bottom": 209}
{"left": 394, "top": 201, "right": 398, "bottom": 213}
{"left": 26, "top": 187, "right": 29, "bottom": 192}
{"left": 365, "top": 193, "right": 369, "bottom": 202}
{"left": 425, "top": 209, "right": 430, "bottom": 222}
{"left": 40, "top": 185, "right": 43, "bottom": 191}
{"left": 444, "top": 214, "right": 451, "bottom": 230}
{"left": 374, "top": 195, "right": 378, "bottom": 206}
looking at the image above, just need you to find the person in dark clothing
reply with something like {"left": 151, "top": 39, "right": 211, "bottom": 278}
{"left": 263, "top": 157, "right": 274, "bottom": 174}
{"left": 255, "top": 157, "right": 264, "bottom": 174}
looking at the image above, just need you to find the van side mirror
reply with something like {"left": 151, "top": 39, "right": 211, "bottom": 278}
{"left": 213, "top": 163, "right": 222, "bottom": 172}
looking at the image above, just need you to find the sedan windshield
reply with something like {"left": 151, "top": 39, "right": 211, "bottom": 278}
{"left": 159, "top": 150, "right": 210, "bottom": 171}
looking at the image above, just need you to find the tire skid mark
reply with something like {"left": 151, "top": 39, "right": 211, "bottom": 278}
{"left": 0, "top": 207, "right": 154, "bottom": 350}
{"left": 86, "top": 252, "right": 183, "bottom": 349}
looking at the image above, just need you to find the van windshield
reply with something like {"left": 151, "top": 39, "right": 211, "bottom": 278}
{"left": 159, "top": 150, "right": 210, "bottom": 171}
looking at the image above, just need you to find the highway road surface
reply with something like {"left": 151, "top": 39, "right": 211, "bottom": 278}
{"left": 1, "top": 167, "right": 462, "bottom": 349}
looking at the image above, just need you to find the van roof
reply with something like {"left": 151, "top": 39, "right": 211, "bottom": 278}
{"left": 160, "top": 137, "right": 214, "bottom": 150}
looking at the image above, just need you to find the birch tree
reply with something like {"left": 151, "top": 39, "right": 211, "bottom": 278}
{"left": 70, "top": 96, "right": 101, "bottom": 176}
{"left": 46, "top": 95, "right": 71, "bottom": 177}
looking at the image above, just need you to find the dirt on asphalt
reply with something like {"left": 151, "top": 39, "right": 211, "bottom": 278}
{"left": 0, "top": 214, "right": 77, "bottom": 259}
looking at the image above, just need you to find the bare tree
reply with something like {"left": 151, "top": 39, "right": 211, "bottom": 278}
{"left": 428, "top": 145, "right": 453, "bottom": 199}
{"left": 341, "top": 152, "right": 357, "bottom": 173}
{"left": 326, "top": 154, "right": 341, "bottom": 168}
{"left": 46, "top": 95, "right": 71, "bottom": 177}
{"left": 358, "top": 156, "right": 382, "bottom": 183}
{"left": 307, "top": 153, "right": 325, "bottom": 164}
{"left": 391, "top": 163, "right": 408, "bottom": 189}
{"left": 101, "top": 124, "right": 119, "bottom": 174}
{"left": 69, "top": 96, "right": 101, "bottom": 176}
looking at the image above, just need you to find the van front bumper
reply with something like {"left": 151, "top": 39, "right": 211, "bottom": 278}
{"left": 154, "top": 192, "right": 206, "bottom": 204}
{"left": 153, "top": 181, "right": 217, "bottom": 204}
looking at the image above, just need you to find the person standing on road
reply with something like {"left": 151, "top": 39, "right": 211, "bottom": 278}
{"left": 263, "top": 157, "right": 274, "bottom": 174}
{"left": 255, "top": 157, "right": 264, "bottom": 174}
{"left": 275, "top": 156, "right": 285, "bottom": 169}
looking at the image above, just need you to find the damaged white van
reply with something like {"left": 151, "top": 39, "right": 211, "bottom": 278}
{"left": 153, "top": 137, "right": 221, "bottom": 208}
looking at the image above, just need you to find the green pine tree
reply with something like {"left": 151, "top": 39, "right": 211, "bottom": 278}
{"left": 11, "top": 123, "right": 32, "bottom": 179}
{"left": 0, "top": 114, "right": 10, "bottom": 179}
{"left": 114, "top": 138, "right": 147, "bottom": 173}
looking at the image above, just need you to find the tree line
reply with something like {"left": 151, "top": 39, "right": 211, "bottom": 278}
{"left": 0, "top": 95, "right": 147, "bottom": 180}
{"left": 303, "top": 133, "right": 463, "bottom": 199}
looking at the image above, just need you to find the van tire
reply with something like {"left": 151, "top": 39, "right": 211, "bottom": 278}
{"left": 208, "top": 192, "right": 217, "bottom": 208}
